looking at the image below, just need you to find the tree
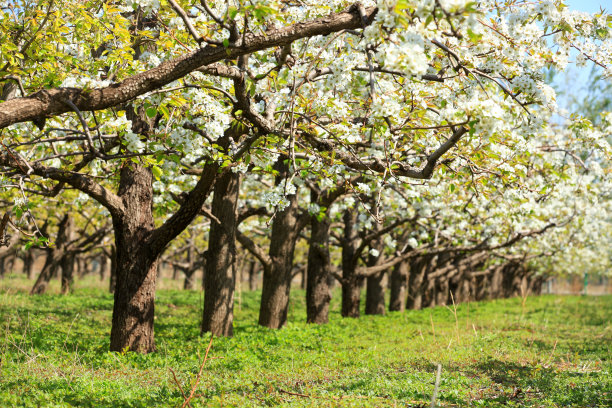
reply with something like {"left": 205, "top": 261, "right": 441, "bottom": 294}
{"left": 0, "top": 0, "right": 610, "bottom": 353}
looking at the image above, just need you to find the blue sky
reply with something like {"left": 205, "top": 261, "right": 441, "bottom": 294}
{"left": 551, "top": 0, "right": 609, "bottom": 114}
{"left": 565, "top": 0, "right": 609, "bottom": 13}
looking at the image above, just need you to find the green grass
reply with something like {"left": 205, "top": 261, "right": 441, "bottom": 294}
{"left": 0, "top": 274, "right": 610, "bottom": 407}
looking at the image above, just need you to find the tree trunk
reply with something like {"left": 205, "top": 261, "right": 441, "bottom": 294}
{"left": 306, "top": 205, "right": 331, "bottom": 324}
{"left": 501, "top": 263, "right": 517, "bottom": 298}
{"left": 436, "top": 278, "right": 449, "bottom": 306}
{"left": 109, "top": 245, "right": 117, "bottom": 294}
{"left": 60, "top": 254, "right": 75, "bottom": 295}
{"left": 24, "top": 250, "right": 35, "bottom": 279}
{"left": 248, "top": 260, "right": 257, "bottom": 291}
{"left": 365, "top": 236, "right": 386, "bottom": 315}
{"left": 389, "top": 260, "right": 408, "bottom": 312}
{"left": 527, "top": 273, "right": 544, "bottom": 295}
{"left": 365, "top": 271, "right": 386, "bottom": 315}
{"left": 407, "top": 255, "right": 430, "bottom": 310}
{"left": 300, "top": 267, "right": 307, "bottom": 290}
{"left": 5, "top": 254, "right": 15, "bottom": 276}
{"left": 201, "top": 171, "right": 240, "bottom": 337}
{"left": 489, "top": 265, "right": 503, "bottom": 299}
{"left": 109, "top": 165, "right": 158, "bottom": 353}
{"left": 31, "top": 214, "right": 72, "bottom": 295}
{"left": 99, "top": 253, "right": 109, "bottom": 281}
{"left": 76, "top": 256, "right": 87, "bottom": 278}
{"left": 259, "top": 193, "right": 301, "bottom": 329}
{"left": 184, "top": 270, "right": 196, "bottom": 290}
{"left": 341, "top": 209, "right": 362, "bottom": 318}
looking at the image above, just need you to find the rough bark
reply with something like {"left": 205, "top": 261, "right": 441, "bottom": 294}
{"left": 248, "top": 260, "right": 257, "bottom": 291}
{"left": 435, "top": 279, "right": 449, "bottom": 307}
{"left": 306, "top": 203, "right": 332, "bottom": 324}
{"left": 0, "top": 7, "right": 378, "bottom": 129}
{"left": 389, "top": 260, "right": 409, "bottom": 312}
{"left": 99, "top": 253, "right": 109, "bottom": 281}
{"left": 109, "top": 245, "right": 117, "bottom": 294}
{"left": 406, "top": 255, "right": 431, "bottom": 310}
{"left": 60, "top": 254, "right": 75, "bottom": 295}
{"left": 365, "top": 237, "right": 386, "bottom": 315}
{"left": 23, "top": 250, "right": 35, "bottom": 279}
{"left": 341, "top": 209, "right": 362, "bottom": 318}
{"left": 184, "top": 270, "right": 196, "bottom": 290}
{"left": 259, "top": 193, "right": 302, "bottom": 329}
{"left": 109, "top": 165, "right": 158, "bottom": 353}
{"left": 527, "top": 273, "right": 544, "bottom": 295}
{"left": 489, "top": 265, "right": 503, "bottom": 299}
{"left": 201, "top": 171, "right": 240, "bottom": 336}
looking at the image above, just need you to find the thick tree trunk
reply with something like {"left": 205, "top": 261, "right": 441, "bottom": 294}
{"left": 184, "top": 270, "right": 196, "bottom": 290}
{"left": 300, "top": 267, "right": 307, "bottom": 290}
{"left": 489, "top": 265, "right": 503, "bottom": 299}
{"left": 99, "top": 253, "right": 109, "bottom": 281}
{"left": 436, "top": 278, "right": 449, "bottom": 306}
{"left": 259, "top": 193, "right": 301, "bottom": 329}
{"left": 365, "top": 271, "right": 385, "bottom": 315}
{"left": 60, "top": 254, "right": 75, "bottom": 295}
{"left": 527, "top": 273, "right": 544, "bottom": 295}
{"left": 248, "top": 260, "right": 257, "bottom": 291}
{"left": 389, "top": 260, "right": 408, "bottom": 312}
{"left": 31, "top": 214, "right": 72, "bottom": 295}
{"left": 109, "top": 165, "right": 158, "bottom": 353}
{"left": 109, "top": 245, "right": 117, "bottom": 294}
{"left": 407, "top": 255, "right": 430, "bottom": 310}
{"left": 452, "top": 273, "right": 471, "bottom": 304}
{"left": 60, "top": 223, "right": 76, "bottom": 295}
{"left": 23, "top": 250, "right": 35, "bottom": 279}
{"left": 5, "top": 255, "right": 15, "bottom": 276}
{"left": 306, "top": 205, "right": 331, "bottom": 324}
{"left": 365, "top": 236, "right": 386, "bottom": 315}
{"left": 202, "top": 171, "right": 240, "bottom": 336}
{"left": 501, "top": 263, "right": 517, "bottom": 298}
{"left": 76, "top": 256, "right": 87, "bottom": 278}
{"left": 341, "top": 209, "right": 362, "bottom": 318}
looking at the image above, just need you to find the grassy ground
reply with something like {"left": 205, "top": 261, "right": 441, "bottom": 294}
{"left": 0, "top": 274, "right": 610, "bottom": 407}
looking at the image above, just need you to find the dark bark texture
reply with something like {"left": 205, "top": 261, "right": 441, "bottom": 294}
{"left": 389, "top": 260, "right": 409, "bottom": 312}
{"left": 341, "top": 209, "right": 362, "bottom": 318}
{"left": 0, "top": 7, "right": 378, "bottom": 129}
{"left": 259, "top": 193, "right": 301, "bottom": 329}
{"left": 109, "top": 165, "right": 158, "bottom": 353}
{"left": 306, "top": 208, "right": 332, "bottom": 324}
{"left": 202, "top": 171, "right": 240, "bottom": 337}
{"left": 365, "top": 237, "right": 386, "bottom": 316}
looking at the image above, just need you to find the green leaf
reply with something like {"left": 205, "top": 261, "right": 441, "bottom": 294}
{"left": 158, "top": 105, "right": 170, "bottom": 118}
{"left": 152, "top": 165, "right": 163, "bottom": 180}
{"left": 146, "top": 106, "right": 157, "bottom": 118}
{"left": 228, "top": 6, "right": 238, "bottom": 20}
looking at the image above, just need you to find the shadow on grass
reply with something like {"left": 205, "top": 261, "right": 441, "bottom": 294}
{"left": 3, "top": 378, "right": 178, "bottom": 408}
{"left": 471, "top": 358, "right": 610, "bottom": 406}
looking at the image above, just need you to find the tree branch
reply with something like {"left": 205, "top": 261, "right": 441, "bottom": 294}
{"left": 0, "top": 153, "right": 124, "bottom": 217}
{"left": 236, "top": 229, "right": 271, "bottom": 267}
{"left": 0, "top": 5, "right": 378, "bottom": 129}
